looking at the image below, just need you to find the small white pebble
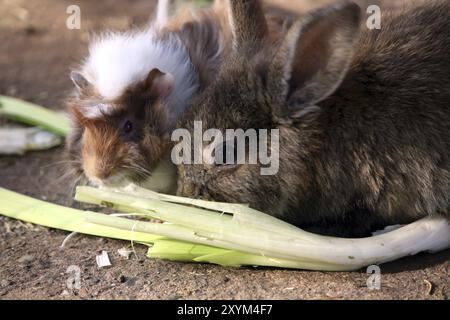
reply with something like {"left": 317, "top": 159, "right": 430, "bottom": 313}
{"left": 0, "top": 280, "right": 10, "bottom": 288}
{"left": 117, "top": 247, "right": 133, "bottom": 260}
{"left": 61, "top": 290, "right": 70, "bottom": 296}
{"left": 18, "top": 254, "right": 34, "bottom": 263}
{"left": 96, "top": 250, "right": 112, "bottom": 268}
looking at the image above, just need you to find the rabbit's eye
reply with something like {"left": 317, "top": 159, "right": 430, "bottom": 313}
{"left": 123, "top": 120, "right": 133, "bottom": 134}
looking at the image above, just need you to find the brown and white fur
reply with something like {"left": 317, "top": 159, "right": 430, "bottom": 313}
{"left": 65, "top": 0, "right": 298, "bottom": 189}
{"left": 177, "top": 0, "right": 450, "bottom": 237}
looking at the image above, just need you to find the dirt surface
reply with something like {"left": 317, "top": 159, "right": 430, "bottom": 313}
{"left": 0, "top": 0, "right": 449, "bottom": 300}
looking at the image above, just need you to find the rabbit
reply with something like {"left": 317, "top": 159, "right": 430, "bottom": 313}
{"left": 176, "top": 0, "right": 450, "bottom": 237}
{"left": 65, "top": 0, "right": 298, "bottom": 191}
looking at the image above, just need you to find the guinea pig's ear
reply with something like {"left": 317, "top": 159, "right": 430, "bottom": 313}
{"left": 269, "top": 2, "right": 361, "bottom": 119}
{"left": 145, "top": 68, "right": 175, "bottom": 99}
{"left": 70, "top": 71, "right": 91, "bottom": 95}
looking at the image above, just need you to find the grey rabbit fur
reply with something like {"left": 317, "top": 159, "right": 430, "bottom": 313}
{"left": 176, "top": 0, "right": 450, "bottom": 237}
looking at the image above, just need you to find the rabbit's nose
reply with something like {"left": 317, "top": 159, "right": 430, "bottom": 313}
{"left": 180, "top": 182, "right": 197, "bottom": 197}
{"left": 196, "top": 168, "right": 209, "bottom": 182}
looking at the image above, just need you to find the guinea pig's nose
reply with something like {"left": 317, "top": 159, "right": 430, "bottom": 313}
{"left": 95, "top": 170, "right": 112, "bottom": 180}
{"left": 83, "top": 162, "right": 111, "bottom": 186}
{"left": 88, "top": 176, "right": 105, "bottom": 188}
{"left": 89, "top": 168, "right": 116, "bottom": 187}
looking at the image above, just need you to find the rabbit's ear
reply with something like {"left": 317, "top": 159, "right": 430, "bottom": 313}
{"left": 228, "top": 0, "right": 268, "bottom": 50}
{"left": 269, "top": 2, "right": 361, "bottom": 118}
{"left": 153, "top": 0, "right": 175, "bottom": 28}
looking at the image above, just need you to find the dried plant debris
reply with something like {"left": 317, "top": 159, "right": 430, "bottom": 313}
{"left": 0, "top": 127, "right": 62, "bottom": 155}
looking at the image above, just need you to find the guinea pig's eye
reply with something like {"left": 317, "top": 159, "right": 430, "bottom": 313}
{"left": 123, "top": 120, "right": 133, "bottom": 134}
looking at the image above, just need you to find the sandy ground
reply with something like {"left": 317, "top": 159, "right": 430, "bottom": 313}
{"left": 0, "top": 0, "right": 449, "bottom": 300}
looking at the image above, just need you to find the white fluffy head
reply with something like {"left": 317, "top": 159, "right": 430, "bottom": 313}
{"left": 80, "top": 28, "right": 199, "bottom": 123}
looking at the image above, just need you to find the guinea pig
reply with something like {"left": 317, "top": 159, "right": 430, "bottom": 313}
{"left": 65, "top": 0, "right": 298, "bottom": 192}
{"left": 176, "top": 0, "right": 450, "bottom": 237}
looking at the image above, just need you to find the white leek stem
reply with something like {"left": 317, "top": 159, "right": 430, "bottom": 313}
{"left": 77, "top": 186, "right": 450, "bottom": 270}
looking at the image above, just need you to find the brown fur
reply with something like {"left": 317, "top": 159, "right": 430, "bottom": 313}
{"left": 177, "top": 0, "right": 450, "bottom": 237}
{"left": 161, "top": 0, "right": 298, "bottom": 88}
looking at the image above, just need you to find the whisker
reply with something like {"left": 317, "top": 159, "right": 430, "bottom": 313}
{"left": 122, "top": 165, "right": 151, "bottom": 177}
{"left": 66, "top": 174, "right": 86, "bottom": 207}
{"left": 40, "top": 160, "right": 82, "bottom": 171}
